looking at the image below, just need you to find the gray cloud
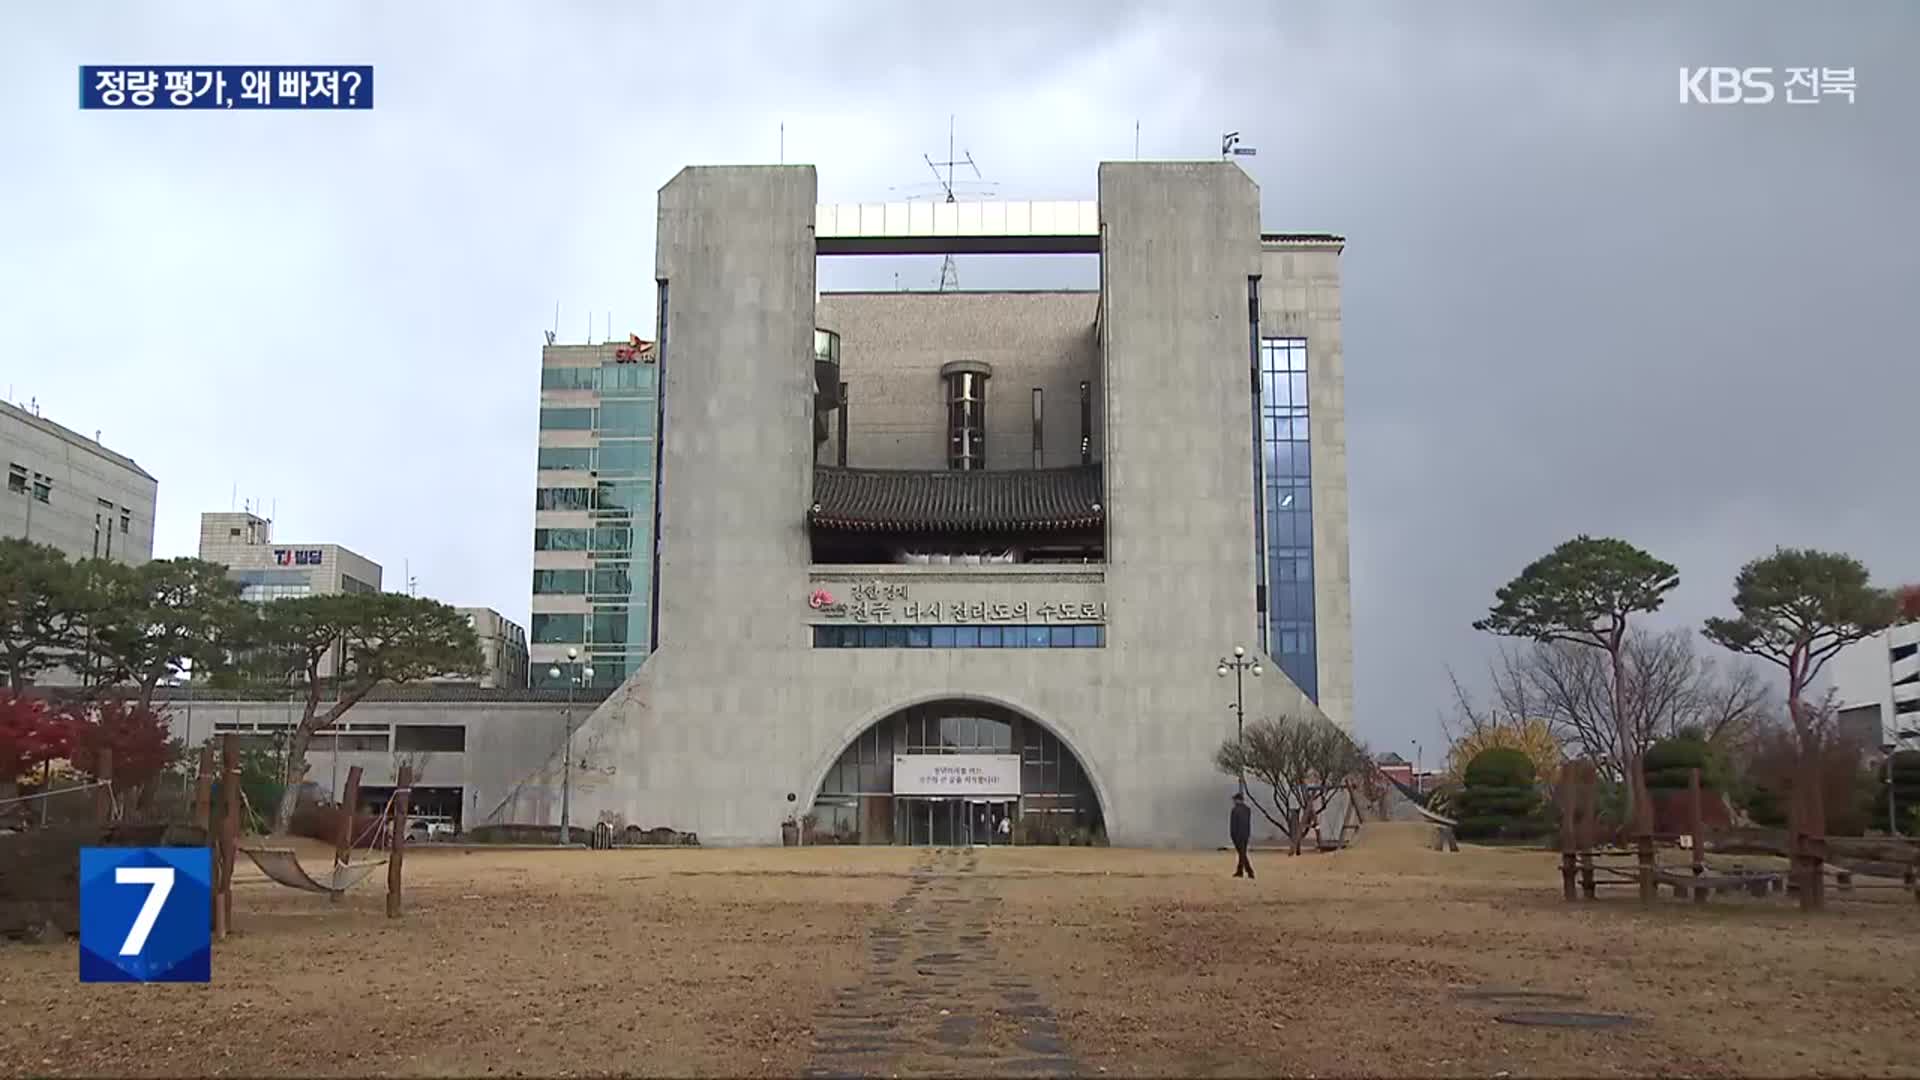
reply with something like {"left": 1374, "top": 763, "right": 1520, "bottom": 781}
{"left": 2, "top": 1, "right": 1913, "bottom": 754}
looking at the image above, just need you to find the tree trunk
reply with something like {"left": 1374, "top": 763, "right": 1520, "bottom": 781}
{"left": 1610, "top": 644, "right": 1649, "bottom": 835}
{"left": 1288, "top": 808, "right": 1302, "bottom": 856}
{"left": 272, "top": 724, "right": 315, "bottom": 835}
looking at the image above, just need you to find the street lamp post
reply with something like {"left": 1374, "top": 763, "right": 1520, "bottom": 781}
{"left": 1216, "top": 645, "right": 1262, "bottom": 794}
{"left": 1887, "top": 726, "right": 1919, "bottom": 836}
{"left": 1412, "top": 740, "right": 1423, "bottom": 794}
{"left": 547, "top": 648, "right": 594, "bottom": 846}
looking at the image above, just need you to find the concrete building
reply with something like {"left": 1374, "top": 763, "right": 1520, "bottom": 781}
{"left": 532, "top": 340, "right": 659, "bottom": 690}
{"left": 158, "top": 687, "right": 600, "bottom": 831}
{"left": 454, "top": 607, "right": 530, "bottom": 690}
{"left": 196, "top": 512, "right": 382, "bottom": 600}
{"left": 1, "top": 400, "right": 156, "bottom": 565}
{"left": 1834, "top": 622, "right": 1920, "bottom": 750}
{"left": 492, "top": 162, "right": 1352, "bottom": 848}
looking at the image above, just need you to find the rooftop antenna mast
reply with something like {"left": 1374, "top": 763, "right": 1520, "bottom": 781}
{"left": 924, "top": 115, "right": 982, "bottom": 292}
{"left": 1221, "top": 131, "right": 1258, "bottom": 159}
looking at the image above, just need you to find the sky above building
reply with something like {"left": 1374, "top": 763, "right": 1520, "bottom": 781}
{"left": 2, "top": 1, "right": 1914, "bottom": 757}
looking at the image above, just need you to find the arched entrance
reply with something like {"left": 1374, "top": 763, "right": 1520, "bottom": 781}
{"left": 808, "top": 699, "right": 1106, "bottom": 846}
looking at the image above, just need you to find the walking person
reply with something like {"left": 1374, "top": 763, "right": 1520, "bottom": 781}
{"left": 1231, "top": 792, "right": 1255, "bottom": 879}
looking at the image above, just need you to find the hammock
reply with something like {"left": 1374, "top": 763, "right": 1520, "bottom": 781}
{"left": 232, "top": 790, "right": 397, "bottom": 895}
{"left": 238, "top": 846, "right": 387, "bottom": 894}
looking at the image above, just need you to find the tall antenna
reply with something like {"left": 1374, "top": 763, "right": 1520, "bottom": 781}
{"left": 923, "top": 115, "right": 983, "bottom": 291}
{"left": 779, "top": 121, "right": 784, "bottom": 164}
{"left": 1135, "top": 120, "right": 1140, "bottom": 159}
{"left": 547, "top": 302, "right": 559, "bottom": 346}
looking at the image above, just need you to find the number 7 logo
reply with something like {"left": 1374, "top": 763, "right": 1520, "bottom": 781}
{"left": 80, "top": 847, "right": 211, "bottom": 983}
{"left": 114, "top": 866, "right": 174, "bottom": 956}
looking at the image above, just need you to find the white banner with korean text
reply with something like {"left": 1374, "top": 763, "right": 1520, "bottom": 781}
{"left": 893, "top": 754, "right": 1022, "bottom": 797}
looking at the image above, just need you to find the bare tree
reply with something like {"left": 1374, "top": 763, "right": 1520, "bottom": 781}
{"left": 1216, "top": 715, "right": 1379, "bottom": 855}
{"left": 1456, "top": 628, "right": 1772, "bottom": 786}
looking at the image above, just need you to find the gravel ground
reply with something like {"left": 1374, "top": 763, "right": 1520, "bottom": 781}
{"left": 3, "top": 836, "right": 1916, "bottom": 1077}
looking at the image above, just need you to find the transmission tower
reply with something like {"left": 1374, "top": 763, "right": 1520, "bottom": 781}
{"left": 924, "top": 115, "right": 983, "bottom": 291}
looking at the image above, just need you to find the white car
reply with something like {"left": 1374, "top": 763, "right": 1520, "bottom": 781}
{"left": 406, "top": 818, "right": 456, "bottom": 842}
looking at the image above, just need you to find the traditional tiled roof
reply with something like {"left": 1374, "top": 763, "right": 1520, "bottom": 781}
{"left": 811, "top": 465, "right": 1104, "bottom": 533}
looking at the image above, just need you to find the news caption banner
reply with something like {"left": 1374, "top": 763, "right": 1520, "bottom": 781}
{"left": 78, "top": 847, "right": 212, "bottom": 983}
{"left": 79, "top": 66, "right": 371, "bottom": 109}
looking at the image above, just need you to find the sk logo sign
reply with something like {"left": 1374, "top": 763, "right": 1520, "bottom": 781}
{"left": 78, "top": 847, "right": 213, "bottom": 983}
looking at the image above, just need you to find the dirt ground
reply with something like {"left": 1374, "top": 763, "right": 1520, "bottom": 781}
{"left": 4, "top": 831, "right": 1918, "bottom": 1078}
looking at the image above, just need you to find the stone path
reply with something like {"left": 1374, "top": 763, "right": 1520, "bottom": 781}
{"left": 804, "top": 847, "right": 1084, "bottom": 1078}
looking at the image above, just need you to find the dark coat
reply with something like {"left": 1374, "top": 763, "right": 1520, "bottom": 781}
{"left": 1230, "top": 802, "right": 1252, "bottom": 846}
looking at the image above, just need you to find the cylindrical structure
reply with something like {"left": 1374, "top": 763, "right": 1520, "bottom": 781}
{"left": 941, "top": 360, "right": 992, "bottom": 471}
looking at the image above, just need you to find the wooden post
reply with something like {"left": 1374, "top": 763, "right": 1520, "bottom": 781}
{"left": 1688, "top": 768, "right": 1708, "bottom": 904}
{"left": 93, "top": 748, "right": 114, "bottom": 825}
{"left": 1636, "top": 833, "right": 1656, "bottom": 904}
{"left": 215, "top": 735, "right": 238, "bottom": 939}
{"left": 1578, "top": 765, "right": 1597, "bottom": 899}
{"left": 387, "top": 765, "right": 412, "bottom": 919}
{"left": 193, "top": 745, "right": 213, "bottom": 831}
{"left": 331, "top": 766, "right": 364, "bottom": 905}
{"left": 1559, "top": 769, "right": 1577, "bottom": 902}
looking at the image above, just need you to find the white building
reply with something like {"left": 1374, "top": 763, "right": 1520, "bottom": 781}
{"left": 453, "top": 607, "right": 530, "bottom": 690}
{"left": 196, "top": 512, "right": 383, "bottom": 599}
{"left": 1834, "top": 622, "right": 1920, "bottom": 750}
{"left": 0, "top": 400, "right": 156, "bottom": 565}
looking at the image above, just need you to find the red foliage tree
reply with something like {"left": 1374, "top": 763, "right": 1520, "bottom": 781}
{"left": 0, "top": 692, "right": 72, "bottom": 786}
{"left": 1897, "top": 584, "right": 1920, "bottom": 624}
{"left": 64, "top": 699, "right": 177, "bottom": 792}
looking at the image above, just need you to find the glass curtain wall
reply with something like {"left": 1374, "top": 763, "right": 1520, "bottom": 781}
{"left": 810, "top": 701, "right": 1102, "bottom": 846}
{"left": 1258, "top": 337, "right": 1317, "bottom": 702}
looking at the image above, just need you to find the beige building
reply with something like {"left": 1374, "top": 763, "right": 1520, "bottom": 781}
{"left": 1, "top": 399, "right": 156, "bottom": 565}
{"left": 196, "top": 512, "right": 383, "bottom": 599}
{"left": 453, "top": 607, "right": 530, "bottom": 690}
{"left": 496, "top": 162, "right": 1355, "bottom": 848}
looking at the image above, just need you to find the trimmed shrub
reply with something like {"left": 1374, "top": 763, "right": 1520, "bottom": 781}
{"left": 1456, "top": 747, "right": 1543, "bottom": 841}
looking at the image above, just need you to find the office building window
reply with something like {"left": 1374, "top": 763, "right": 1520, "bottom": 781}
{"left": 341, "top": 575, "right": 377, "bottom": 595}
{"left": 537, "top": 447, "right": 593, "bottom": 471}
{"left": 597, "top": 400, "right": 654, "bottom": 436}
{"left": 541, "top": 366, "right": 599, "bottom": 391}
{"left": 530, "top": 613, "right": 585, "bottom": 643}
{"left": 591, "top": 525, "right": 631, "bottom": 552}
{"left": 539, "top": 407, "right": 594, "bottom": 431}
{"left": 1259, "top": 337, "right": 1316, "bottom": 702}
{"left": 535, "top": 487, "right": 593, "bottom": 512}
{"left": 600, "top": 362, "right": 655, "bottom": 392}
{"left": 1031, "top": 388, "right": 1044, "bottom": 468}
{"left": 532, "top": 569, "right": 588, "bottom": 594}
{"left": 31, "top": 475, "right": 50, "bottom": 503}
{"left": 120, "top": 511, "right": 130, "bottom": 534}
{"left": 589, "top": 565, "right": 632, "bottom": 596}
{"left": 6, "top": 465, "right": 24, "bottom": 494}
{"left": 946, "top": 370, "right": 987, "bottom": 470}
{"left": 591, "top": 609, "right": 630, "bottom": 645}
{"left": 1078, "top": 381, "right": 1092, "bottom": 465}
{"left": 534, "top": 527, "right": 591, "bottom": 551}
{"left": 593, "top": 480, "right": 650, "bottom": 512}
{"left": 596, "top": 440, "right": 653, "bottom": 476}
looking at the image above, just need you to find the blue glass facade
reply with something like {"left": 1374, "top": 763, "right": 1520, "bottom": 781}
{"left": 1259, "top": 337, "right": 1316, "bottom": 702}
{"left": 532, "top": 355, "right": 659, "bottom": 690}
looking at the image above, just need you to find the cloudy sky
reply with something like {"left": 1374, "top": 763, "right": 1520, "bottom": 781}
{"left": 3, "top": 2, "right": 1914, "bottom": 756}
